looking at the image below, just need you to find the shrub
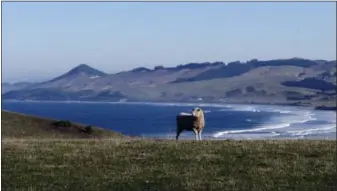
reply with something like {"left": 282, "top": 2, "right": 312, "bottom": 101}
{"left": 246, "top": 86, "right": 255, "bottom": 93}
{"left": 85, "top": 125, "right": 93, "bottom": 134}
{"left": 52, "top": 120, "right": 72, "bottom": 128}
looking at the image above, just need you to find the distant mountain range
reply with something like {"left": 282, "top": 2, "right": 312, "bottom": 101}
{"left": 2, "top": 58, "right": 336, "bottom": 108}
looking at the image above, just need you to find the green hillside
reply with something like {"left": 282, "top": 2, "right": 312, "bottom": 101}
{"left": 1, "top": 110, "right": 125, "bottom": 139}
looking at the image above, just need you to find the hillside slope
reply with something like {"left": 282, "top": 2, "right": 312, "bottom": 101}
{"left": 1, "top": 82, "right": 36, "bottom": 93}
{"left": 1, "top": 110, "right": 125, "bottom": 139}
{"left": 2, "top": 58, "right": 336, "bottom": 107}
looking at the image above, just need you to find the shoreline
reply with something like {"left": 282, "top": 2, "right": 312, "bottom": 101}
{"left": 140, "top": 132, "right": 337, "bottom": 141}
{"left": 2, "top": 102, "right": 335, "bottom": 141}
{"left": 2, "top": 99, "right": 336, "bottom": 111}
{"left": 3, "top": 109, "right": 335, "bottom": 141}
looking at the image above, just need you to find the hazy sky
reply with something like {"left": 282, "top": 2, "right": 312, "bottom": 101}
{"left": 2, "top": 2, "right": 336, "bottom": 82}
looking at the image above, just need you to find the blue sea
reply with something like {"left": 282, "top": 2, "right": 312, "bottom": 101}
{"left": 2, "top": 101, "right": 336, "bottom": 140}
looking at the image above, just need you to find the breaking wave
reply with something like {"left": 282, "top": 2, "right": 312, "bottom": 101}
{"left": 212, "top": 104, "right": 336, "bottom": 140}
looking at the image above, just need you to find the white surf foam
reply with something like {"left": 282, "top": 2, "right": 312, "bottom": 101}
{"left": 285, "top": 125, "right": 336, "bottom": 137}
{"left": 212, "top": 104, "right": 332, "bottom": 140}
{"left": 272, "top": 109, "right": 292, "bottom": 114}
{"left": 226, "top": 106, "right": 261, "bottom": 112}
{"left": 213, "top": 122, "right": 291, "bottom": 138}
{"left": 178, "top": 112, "right": 192, "bottom": 116}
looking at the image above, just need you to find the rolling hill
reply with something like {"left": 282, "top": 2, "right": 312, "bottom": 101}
{"left": 2, "top": 58, "right": 336, "bottom": 108}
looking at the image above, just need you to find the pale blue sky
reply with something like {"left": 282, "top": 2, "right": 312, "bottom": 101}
{"left": 2, "top": 2, "right": 336, "bottom": 82}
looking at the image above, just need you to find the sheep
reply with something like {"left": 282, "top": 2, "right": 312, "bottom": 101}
{"left": 176, "top": 107, "right": 205, "bottom": 141}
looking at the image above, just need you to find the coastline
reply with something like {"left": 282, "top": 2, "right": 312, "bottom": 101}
{"left": 2, "top": 106, "right": 336, "bottom": 141}
{"left": 2, "top": 99, "right": 336, "bottom": 111}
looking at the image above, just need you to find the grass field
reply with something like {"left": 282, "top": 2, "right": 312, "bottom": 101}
{"left": 1, "top": 110, "right": 336, "bottom": 191}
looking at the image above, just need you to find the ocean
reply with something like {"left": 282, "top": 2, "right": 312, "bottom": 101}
{"left": 2, "top": 101, "right": 336, "bottom": 140}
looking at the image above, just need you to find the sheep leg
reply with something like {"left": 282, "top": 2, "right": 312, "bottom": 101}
{"left": 176, "top": 128, "right": 183, "bottom": 140}
{"left": 198, "top": 129, "right": 203, "bottom": 141}
{"left": 193, "top": 129, "right": 199, "bottom": 141}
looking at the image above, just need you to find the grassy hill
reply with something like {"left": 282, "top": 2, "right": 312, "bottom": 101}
{"left": 1, "top": 110, "right": 125, "bottom": 139}
{"left": 1, "top": 111, "right": 336, "bottom": 191}
{"left": 2, "top": 59, "right": 336, "bottom": 108}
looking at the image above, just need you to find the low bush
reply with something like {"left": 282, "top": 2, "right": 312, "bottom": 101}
{"left": 85, "top": 125, "right": 93, "bottom": 134}
{"left": 52, "top": 120, "right": 72, "bottom": 128}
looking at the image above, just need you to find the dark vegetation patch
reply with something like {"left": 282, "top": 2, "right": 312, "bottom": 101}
{"left": 171, "top": 59, "right": 318, "bottom": 83}
{"left": 225, "top": 89, "right": 243, "bottom": 97}
{"left": 282, "top": 78, "right": 336, "bottom": 92}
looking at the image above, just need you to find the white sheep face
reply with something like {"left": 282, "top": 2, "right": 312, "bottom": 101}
{"left": 192, "top": 107, "right": 203, "bottom": 117}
